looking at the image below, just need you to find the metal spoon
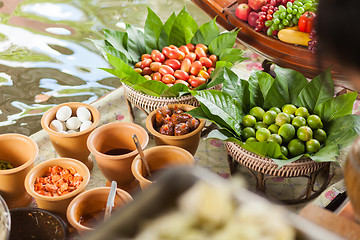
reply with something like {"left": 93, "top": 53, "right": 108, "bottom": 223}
{"left": 132, "top": 134, "right": 151, "bottom": 177}
{"left": 104, "top": 181, "right": 117, "bottom": 220}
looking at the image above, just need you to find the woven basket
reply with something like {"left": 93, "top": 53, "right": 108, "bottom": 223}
{"left": 123, "top": 83, "right": 222, "bottom": 115}
{"left": 226, "top": 142, "right": 327, "bottom": 177}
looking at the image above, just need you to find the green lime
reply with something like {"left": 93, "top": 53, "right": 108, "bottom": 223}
{"left": 269, "top": 107, "right": 281, "bottom": 114}
{"left": 255, "top": 122, "right": 269, "bottom": 130}
{"left": 280, "top": 146, "right": 289, "bottom": 157}
{"left": 268, "top": 134, "right": 282, "bottom": 145}
{"left": 263, "top": 110, "right": 277, "bottom": 125}
{"left": 288, "top": 139, "right": 305, "bottom": 157}
{"left": 275, "top": 112, "right": 291, "bottom": 126}
{"left": 249, "top": 106, "right": 265, "bottom": 121}
{"left": 314, "top": 129, "right": 327, "bottom": 143}
{"left": 242, "top": 115, "right": 256, "bottom": 127}
{"left": 292, "top": 116, "right": 306, "bottom": 128}
{"left": 297, "top": 126, "right": 313, "bottom": 141}
{"left": 295, "top": 107, "right": 310, "bottom": 118}
{"left": 290, "top": 114, "right": 295, "bottom": 121}
{"left": 278, "top": 123, "right": 295, "bottom": 143}
{"left": 282, "top": 104, "right": 297, "bottom": 115}
{"left": 307, "top": 115, "right": 323, "bottom": 130}
{"left": 268, "top": 124, "right": 280, "bottom": 134}
{"left": 256, "top": 128, "right": 271, "bottom": 142}
{"left": 246, "top": 137, "right": 258, "bottom": 143}
{"left": 306, "top": 139, "right": 321, "bottom": 153}
{"left": 242, "top": 127, "right": 256, "bottom": 140}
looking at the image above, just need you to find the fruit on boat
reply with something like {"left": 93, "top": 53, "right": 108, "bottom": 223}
{"left": 278, "top": 28, "right": 310, "bottom": 46}
{"left": 248, "top": 11, "right": 259, "bottom": 28}
{"left": 249, "top": 0, "right": 267, "bottom": 11}
{"left": 235, "top": 3, "right": 252, "bottom": 21}
{"left": 298, "top": 11, "right": 316, "bottom": 33}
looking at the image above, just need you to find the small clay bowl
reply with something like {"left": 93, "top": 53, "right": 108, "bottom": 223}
{"left": 41, "top": 102, "right": 101, "bottom": 170}
{"left": 24, "top": 158, "right": 90, "bottom": 217}
{"left": 0, "top": 133, "right": 38, "bottom": 209}
{"left": 131, "top": 146, "right": 194, "bottom": 189}
{"left": 146, "top": 104, "right": 205, "bottom": 155}
{"left": 10, "top": 208, "right": 68, "bottom": 240}
{"left": 87, "top": 122, "right": 149, "bottom": 191}
{"left": 67, "top": 187, "right": 133, "bottom": 233}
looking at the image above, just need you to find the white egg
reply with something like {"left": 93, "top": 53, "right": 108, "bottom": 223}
{"left": 66, "top": 117, "right": 81, "bottom": 130}
{"left": 67, "top": 129, "right": 78, "bottom": 134}
{"left": 56, "top": 106, "right": 72, "bottom": 121}
{"left": 76, "top": 107, "right": 92, "bottom": 122}
{"left": 50, "top": 120, "right": 64, "bottom": 132}
{"left": 80, "top": 120, "right": 93, "bottom": 132}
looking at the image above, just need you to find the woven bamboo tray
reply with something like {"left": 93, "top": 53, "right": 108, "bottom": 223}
{"left": 123, "top": 83, "right": 222, "bottom": 116}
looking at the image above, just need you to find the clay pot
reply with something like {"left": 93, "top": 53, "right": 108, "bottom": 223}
{"left": 67, "top": 187, "right": 132, "bottom": 233}
{"left": 41, "top": 102, "right": 100, "bottom": 170}
{"left": 87, "top": 122, "right": 149, "bottom": 191}
{"left": 146, "top": 104, "right": 205, "bottom": 155}
{"left": 0, "top": 134, "right": 38, "bottom": 209}
{"left": 131, "top": 146, "right": 194, "bottom": 189}
{"left": 24, "top": 158, "right": 90, "bottom": 217}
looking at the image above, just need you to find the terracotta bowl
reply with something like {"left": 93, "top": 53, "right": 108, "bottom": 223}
{"left": 41, "top": 102, "right": 101, "bottom": 170}
{"left": 24, "top": 158, "right": 90, "bottom": 217}
{"left": 0, "top": 133, "right": 38, "bottom": 208}
{"left": 131, "top": 146, "right": 194, "bottom": 189}
{"left": 67, "top": 187, "right": 133, "bottom": 233}
{"left": 87, "top": 122, "right": 149, "bottom": 191}
{"left": 146, "top": 104, "right": 205, "bottom": 155}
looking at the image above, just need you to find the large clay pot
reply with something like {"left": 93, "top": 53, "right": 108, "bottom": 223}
{"left": 0, "top": 133, "right": 38, "bottom": 208}
{"left": 344, "top": 136, "right": 360, "bottom": 223}
{"left": 131, "top": 146, "right": 194, "bottom": 189}
{"left": 87, "top": 122, "right": 149, "bottom": 191}
{"left": 67, "top": 187, "right": 132, "bottom": 233}
{"left": 24, "top": 158, "right": 90, "bottom": 217}
{"left": 146, "top": 104, "right": 205, "bottom": 155}
{"left": 41, "top": 102, "right": 100, "bottom": 170}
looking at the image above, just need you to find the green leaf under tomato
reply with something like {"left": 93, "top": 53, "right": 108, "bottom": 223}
{"left": 191, "top": 17, "right": 220, "bottom": 46}
{"left": 144, "top": 7, "right": 164, "bottom": 53}
{"left": 103, "top": 29, "right": 131, "bottom": 61}
{"left": 158, "top": 12, "right": 176, "bottom": 49}
{"left": 315, "top": 92, "right": 357, "bottom": 123}
{"left": 132, "top": 80, "right": 169, "bottom": 97}
{"left": 168, "top": 8, "right": 198, "bottom": 46}
{"left": 101, "top": 53, "right": 138, "bottom": 79}
{"left": 248, "top": 70, "right": 266, "bottom": 108}
{"left": 219, "top": 48, "right": 246, "bottom": 64}
{"left": 126, "top": 24, "right": 146, "bottom": 63}
{"left": 208, "top": 30, "right": 238, "bottom": 56}
{"left": 102, "top": 46, "right": 129, "bottom": 65}
{"left": 161, "top": 84, "right": 189, "bottom": 97}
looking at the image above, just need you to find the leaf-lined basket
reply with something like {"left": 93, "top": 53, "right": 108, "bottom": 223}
{"left": 188, "top": 65, "right": 360, "bottom": 167}
{"left": 91, "top": 7, "right": 246, "bottom": 97}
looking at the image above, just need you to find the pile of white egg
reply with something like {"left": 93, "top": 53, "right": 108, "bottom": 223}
{"left": 50, "top": 106, "right": 93, "bottom": 134}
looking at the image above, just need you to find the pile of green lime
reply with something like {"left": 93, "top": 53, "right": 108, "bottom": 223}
{"left": 241, "top": 104, "right": 327, "bottom": 157}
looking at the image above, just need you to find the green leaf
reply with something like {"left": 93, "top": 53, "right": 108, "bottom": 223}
{"left": 126, "top": 24, "right": 146, "bottom": 62}
{"left": 205, "top": 67, "right": 225, "bottom": 88}
{"left": 315, "top": 92, "right": 357, "bottom": 123}
{"left": 208, "top": 30, "right": 238, "bottom": 56}
{"left": 101, "top": 53, "right": 139, "bottom": 79}
{"left": 214, "top": 60, "right": 233, "bottom": 69}
{"left": 207, "top": 129, "right": 243, "bottom": 145}
{"left": 326, "top": 114, "right": 360, "bottom": 148}
{"left": 271, "top": 155, "right": 305, "bottom": 168}
{"left": 102, "top": 46, "right": 128, "bottom": 65}
{"left": 144, "top": 7, "right": 164, "bottom": 53}
{"left": 273, "top": 65, "right": 308, "bottom": 104}
{"left": 158, "top": 12, "right": 176, "bottom": 49}
{"left": 132, "top": 80, "right": 169, "bottom": 97}
{"left": 103, "top": 29, "right": 132, "bottom": 61}
{"left": 241, "top": 142, "right": 288, "bottom": 160}
{"left": 161, "top": 84, "right": 189, "bottom": 97}
{"left": 120, "top": 74, "right": 147, "bottom": 87}
{"left": 296, "top": 67, "right": 334, "bottom": 112}
{"left": 219, "top": 48, "right": 246, "bottom": 64}
{"left": 191, "top": 18, "right": 220, "bottom": 45}
{"left": 310, "top": 144, "right": 339, "bottom": 163}
{"left": 222, "top": 68, "right": 250, "bottom": 113}
{"left": 186, "top": 106, "right": 211, "bottom": 120}
{"left": 190, "top": 90, "right": 243, "bottom": 135}
{"left": 168, "top": 8, "right": 198, "bottom": 46}
{"left": 248, "top": 70, "right": 266, "bottom": 108}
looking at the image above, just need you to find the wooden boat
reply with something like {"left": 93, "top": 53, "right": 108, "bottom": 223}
{"left": 192, "top": 0, "right": 345, "bottom": 81}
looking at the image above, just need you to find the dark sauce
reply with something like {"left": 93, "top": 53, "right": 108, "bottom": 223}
{"left": 104, "top": 148, "right": 132, "bottom": 155}
{"left": 79, "top": 208, "right": 106, "bottom": 229}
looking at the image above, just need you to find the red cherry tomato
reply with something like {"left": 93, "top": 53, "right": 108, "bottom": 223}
{"left": 174, "top": 70, "right": 190, "bottom": 81}
{"left": 178, "top": 45, "right": 190, "bottom": 55}
{"left": 209, "top": 55, "right": 217, "bottom": 67}
{"left": 141, "top": 54, "right": 151, "bottom": 61}
{"left": 159, "top": 65, "right": 174, "bottom": 76}
{"left": 141, "top": 58, "right": 152, "bottom": 69}
{"left": 195, "top": 43, "right": 208, "bottom": 53}
{"left": 186, "top": 43, "right": 195, "bottom": 52}
{"left": 185, "top": 52, "right": 196, "bottom": 62}
{"left": 165, "top": 59, "right": 181, "bottom": 70}
{"left": 190, "top": 61, "right": 202, "bottom": 75}
{"left": 195, "top": 47, "right": 206, "bottom": 59}
{"left": 181, "top": 58, "right": 192, "bottom": 73}
{"left": 189, "top": 76, "right": 207, "bottom": 88}
{"left": 199, "top": 57, "right": 213, "bottom": 68}
{"left": 174, "top": 80, "right": 189, "bottom": 87}
{"left": 150, "top": 62, "right": 162, "bottom": 72}
{"left": 142, "top": 67, "right": 152, "bottom": 76}
{"left": 152, "top": 72, "right": 162, "bottom": 81}
{"left": 162, "top": 74, "right": 176, "bottom": 84}
{"left": 198, "top": 69, "right": 210, "bottom": 79}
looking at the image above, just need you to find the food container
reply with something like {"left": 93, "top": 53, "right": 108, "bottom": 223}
{"left": 9, "top": 208, "right": 68, "bottom": 240}
{"left": 0, "top": 195, "right": 10, "bottom": 240}
{"left": 87, "top": 122, "right": 149, "bottom": 191}
{"left": 41, "top": 102, "right": 101, "bottom": 170}
{"left": 0, "top": 133, "right": 38, "bottom": 208}
{"left": 131, "top": 146, "right": 194, "bottom": 189}
{"left": 82, "top": 167, "right": 343, "bottom": 240}
{"left": 24, "top": 158, "right": 90, "bottom": 217}
{"left": 146, "top": 104, "right": 205, "bottom": 155}
{"left": 67, "top": 187, "right": 133, "bottom": 233}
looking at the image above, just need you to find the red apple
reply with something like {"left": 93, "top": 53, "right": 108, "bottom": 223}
{"left": 248, "top": 0, "right": 266, "bottom": 11}
{"left": 248, "top": 11, "right": 259, "bottom": 27}
{"left": 235, "top": 3, "right": 251, "bottom": 21}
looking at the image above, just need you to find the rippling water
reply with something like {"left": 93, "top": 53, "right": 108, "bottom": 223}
{"left": 0, "top": 0, "right": 211, "bottom": 135}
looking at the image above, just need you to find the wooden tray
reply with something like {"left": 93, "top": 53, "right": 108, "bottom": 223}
{"left": 191, "top": 0, "right": 344, "bottom": 80}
